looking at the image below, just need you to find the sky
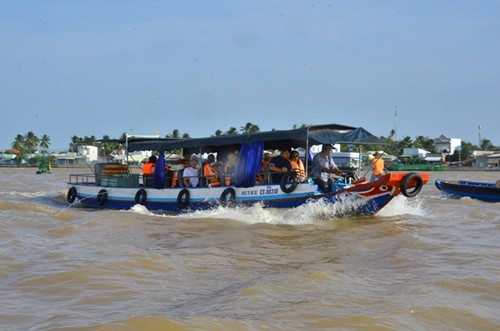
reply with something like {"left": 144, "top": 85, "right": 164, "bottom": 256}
{"left": 1, "top": 0, "right": 499, "bottom": 151}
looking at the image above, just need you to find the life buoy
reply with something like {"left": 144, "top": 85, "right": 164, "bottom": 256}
{"left": 96, "top": 189, "right": 108, "bottom": 205}
{"left": 134, "top": 188, "right": 147, "bottom": 205}
{"left": 400, "top": 172, "right": 423, "bottom": 198}
{"left": 220, "top": 187, "right": 236, "bottom": 206}
{"left": 67, "top": 187, "right": 77, "bottom": 203}
{"left": 177, "top": 188, "right": 190, "bottom": 209}
{"left": 103, "top": 164, "right": 129, "bottom": 175}
{"left": 280, "top": 172, "right": 298, "bottom": 193}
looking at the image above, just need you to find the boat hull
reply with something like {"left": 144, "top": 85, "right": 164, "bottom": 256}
{"left": 68, "top": 173, "right": 429, "bottom": 216}
{"left": 435, "top": 179, "right": 500, "bottom": 202}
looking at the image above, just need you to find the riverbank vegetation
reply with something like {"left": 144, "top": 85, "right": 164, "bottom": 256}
{"left": 4, "top": 124, "right": 499, "bottom": 166}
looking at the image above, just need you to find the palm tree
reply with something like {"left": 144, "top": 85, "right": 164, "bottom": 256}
{"left": 413, "top": 135, "right": 435, "bottom": 152}
{"left": 12, "top": 134, "right": 26, "bottom": 152}
{"left": 24, "top": 131, "right": 39, "bottom": 153}
{"left": 225, "top": 127, "right": 238, "bottom": 135}
{"left": 69, "top": 135, "right": 81, "bottom": 152}
{"left": 480, "top": 138, "right": 494, "bottom": 151}
{"left": 166, "top": 129, "right": 189, "bottom": 139}
{"left": 241, "top": 122, "right": 260, "bottom": 134}
{"left": 11, "top": 135, "right": 27, "bottom": 166}
{"left": 39, "top": 134, "right": 51, "bottom": 150}
{"left": 83, "top": 135, "right": 97, "bottom": 145}
{"left": 166, "top": 129, "right": 180, "bottom": 139}
{"left": 99, "top": 135, "right": 115, "bottom": 157}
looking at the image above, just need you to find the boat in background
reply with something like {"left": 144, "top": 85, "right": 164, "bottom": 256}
{"left": 36, "top": 152, "right": 52, "bottom": 174}
{"left": 435, "top": 179, "right": 500, "bottom": 202}
{"left": 388, "top": 163, "right": 446, "bottom": 171}
{"left": 67, "top": 124, "right": 430, "bottom": 216}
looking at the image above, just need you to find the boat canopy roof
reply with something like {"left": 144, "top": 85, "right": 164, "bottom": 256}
{"left": 126, "top": 124, "right": 383, "bottom": 153}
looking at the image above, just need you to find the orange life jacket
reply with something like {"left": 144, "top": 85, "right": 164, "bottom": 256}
{"left": 204, "top": 163, "right": 221, "bottom": 187}
{"left": 224, "top": 163, "right": 235, "bottom": 186}
{"left": 142, "top": 162, "right": 155, "bottom": 175}
{"left": 372, "top": 158, "right": 385, "bottom": 175}
{"left": 171, "top": 172, "right": 179, "bottom": 187}
{"left": 256, "top": 160, "right": 270, "bottom": 184}
{"left": 289, "top": 158, "right": 306, "bottom": 180}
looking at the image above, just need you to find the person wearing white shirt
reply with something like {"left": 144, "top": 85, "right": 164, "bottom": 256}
{"left": 311, "top": 144, "right": 345, "bottom": 193}
{"left": 182, "top": 157, "right": 200, "bottom": 187}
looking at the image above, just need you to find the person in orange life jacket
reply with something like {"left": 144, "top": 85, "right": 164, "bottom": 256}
{"left": 289, "top": 150, "right": 306, "bottom": 181}
{"left": 142, "top": 155, "right": 157, "bottom": 175}
{"left": 269, "top": 148, "right": 292, "bottom": 184}
{"left": 203, "top": 154, "right": 221, "bottom": 187}
{"left": 169, "top": 157, "right": 186, "bottom": 187}
{"left": 256, "top": 152, "right": 273, "bottom": 184}
{"left": 311, "top": 144, "right": 345, "bottom": 193}
{"left": 370, "top": 152, "right": 386, "bottom": 181}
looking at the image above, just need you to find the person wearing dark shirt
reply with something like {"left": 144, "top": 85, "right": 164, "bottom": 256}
{"left": 268, "top": 148, "right": 292, "bottom": 184}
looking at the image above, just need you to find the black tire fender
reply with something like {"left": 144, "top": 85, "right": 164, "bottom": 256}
{"left": 96, "top": 189, "right": 108, "bottom": 205}
{"left": 280, "top": 172, "right": 298, "bottom": 193}
{"left": 220, "top": 187, "right": 236, "bottom": 206}
{"left": 67, "top": 187, "right": 77, "bottom": 203}
{"left": 177, "top": 188, "right": 190, "bottom": 209}
{"left": 401, "top": 172, "right": 423, "bottom": 198}
{"left": 134, "top": 188, "right": 147, "bottom": 205}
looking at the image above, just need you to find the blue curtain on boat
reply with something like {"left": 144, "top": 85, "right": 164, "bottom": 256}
{"left": 235, "top": 141, "right": 264, "bottom": 187}
{"left": 154, "top": 150, "right": 165, "bottom": 189}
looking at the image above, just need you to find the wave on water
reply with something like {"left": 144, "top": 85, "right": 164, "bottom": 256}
{"left": 377, "top": 195, "right": 427, "bottom": 217}
{"left": 127, "top": 194, "right": 428, "bottom": 226}
{"left": 0, "top": 189, "right": 80, "bottom": 215}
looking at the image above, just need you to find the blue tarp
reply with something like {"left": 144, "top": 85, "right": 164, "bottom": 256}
{"left": 235, "top": 142, "right": 264, "bottom": 187}
{"left": 154, "top": 150, "right": 165, "bottom": 189}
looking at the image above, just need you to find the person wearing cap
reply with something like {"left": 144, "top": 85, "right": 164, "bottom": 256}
{"left": 370, "top": 151, "right": 386, "bottom": 181}
{"left": 182, "top": 156, "right": 200, "bottom": 187}
{"left": 203, "top": 154, "right": 221, "bottom": 187}
{"left": 311, "top": 144, "right": 345, "bottom": 193}
{"left": 268, "top": 148, "right": 292, "bottom": 184}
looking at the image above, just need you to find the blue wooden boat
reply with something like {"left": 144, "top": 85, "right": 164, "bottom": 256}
{"left": 435, "top": 179, "right": 500, "bottom": 202}
{"left": 67, "top": 124, "right": 429, "bottom": 215}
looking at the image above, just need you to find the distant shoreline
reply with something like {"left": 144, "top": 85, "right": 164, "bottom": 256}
{"left": 1, "top": 164, "right": 499, "bottom": 172}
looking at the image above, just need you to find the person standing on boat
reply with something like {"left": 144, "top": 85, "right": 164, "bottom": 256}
{"left": 183, "top": 156, "right": 200, "bottom": 187}
{"left": 142, "top": 155, "right": 157, "bottom": 175}
{"left": 268, "top": 148, "right": 292, "bottom": 184}
{"left": 311, "top": 144, "right": 345, "bottom": 193}
{"left": 370, "top": 151, "right": 386, "bottom": 181}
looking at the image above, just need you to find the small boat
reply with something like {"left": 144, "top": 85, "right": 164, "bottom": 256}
{"left": 388, "top": 163, "right": 447, "bottom": 171}
{"left": 67, "top": 124, "right": 429, "bottom": 216}
{"left": 435, "top": 179, "right": 500, "bottom": 202}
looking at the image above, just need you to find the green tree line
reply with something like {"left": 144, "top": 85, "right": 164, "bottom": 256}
{"left": 6, "top": 124, "right": 500, "bottom": 165}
